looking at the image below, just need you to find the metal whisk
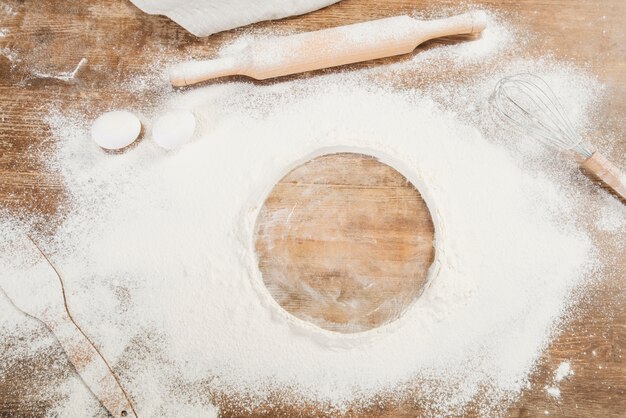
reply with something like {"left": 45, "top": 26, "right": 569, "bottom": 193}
{"left": 493, "top": 73, "right": 625, "bottom": 201}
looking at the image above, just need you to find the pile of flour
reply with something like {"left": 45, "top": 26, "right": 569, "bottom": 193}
{"left": 0, "top": 11, "right": 621, "bottom": 417}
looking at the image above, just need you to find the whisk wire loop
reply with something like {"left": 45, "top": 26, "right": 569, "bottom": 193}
{"left": 493, "top": 73, "right": 593, "bottom": 159}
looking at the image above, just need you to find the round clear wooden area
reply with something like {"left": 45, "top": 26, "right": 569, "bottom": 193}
{"left": 254, "top": 152, "right": 435, "bottom": 333}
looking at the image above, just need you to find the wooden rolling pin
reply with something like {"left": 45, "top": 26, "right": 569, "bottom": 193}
{"left": 169, "top": 10, "right": 488, "bottom": 86}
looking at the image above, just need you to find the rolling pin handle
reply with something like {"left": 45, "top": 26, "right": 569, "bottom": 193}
{"left": 421, "top": 10, "right": 488, "bottom": 39}
{"left": 169, "top": 56, "right": 239, "bottom": 87}
{"left": 469, "top": 10, "right": 488, "bottom": 34}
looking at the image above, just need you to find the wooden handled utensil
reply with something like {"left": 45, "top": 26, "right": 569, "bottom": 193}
{"left": 580, "top": 152, "right": 626, "bottom": 200}
{"left": 0, "top": 237, "right": 137, "bottom": 418}
{"left": 169, "top": 10, "right": 488, "bottom": 86}
{"left": 494, "top": 73, "right": 626, "bottom": 202}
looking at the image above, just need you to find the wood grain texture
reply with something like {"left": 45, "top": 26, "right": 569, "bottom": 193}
{"left": 0, "top": 0, "right": 624, "bottom": 417}
{"left": 255, "top": 153, "right": 435, "bottom": 333}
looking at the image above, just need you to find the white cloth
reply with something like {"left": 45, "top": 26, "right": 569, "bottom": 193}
{"left": 130, "top": 0, "right": 341, "bottom": 37}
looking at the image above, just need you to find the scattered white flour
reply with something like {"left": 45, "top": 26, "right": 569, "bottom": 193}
{"left": 545, "top": 386, "right": 561, "bottom": 399}
{"left": 554, "top": 361, "right": 574, "bottom": 382}
{"left": 1, "top": 46, "right": 17, "bottom": 63}
{"left": 30, "top": 58, "right": 87, "bottom": 82}
{"left": 0, "top": 9, "right": 620, "bottom": 418}
{"left": 1, "top": 4, "right": 16, "bottom": 16}
{"left": 544, "top": 361, "right": 574, "bottom": 399}
{"left": 0, "top": 3, "right": 15, "bottom": 41}
{"left": 596, "top": 194, "right": 626, "bottom": 232}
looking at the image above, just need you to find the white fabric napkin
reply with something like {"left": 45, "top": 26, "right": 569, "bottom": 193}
{"left": 130, "top": 0, "right": 341, "bottom": 37}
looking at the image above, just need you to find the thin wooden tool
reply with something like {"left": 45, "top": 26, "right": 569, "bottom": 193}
{"left": 169, "top": 10, "right": 488, "bottom": 86}
{"left": 0, "top": 237, "right": 137, "bottom": 418}
{"left": 494, "top": 73, "right": 626, "bottom": 201}
{"left": 580, "top": 152, "right": 626, "bottom": 200}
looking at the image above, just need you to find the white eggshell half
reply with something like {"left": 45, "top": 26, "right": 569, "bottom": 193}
{"left": 91, "top": 110, "right": 142, "bottom": 150}
{"left": 152, "top": 110, "right": 197, "bottom": 150}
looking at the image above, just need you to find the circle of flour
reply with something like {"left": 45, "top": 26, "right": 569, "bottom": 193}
{"left": 13, "top": 37, "right": 603, "bottom": 414}
{"left": 152, "top": 109, "right": 196, "bottom": 150}
{"left": 90, "top": 110, "right": 141, "bottom": 150}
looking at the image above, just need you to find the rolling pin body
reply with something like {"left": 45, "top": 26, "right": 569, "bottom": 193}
{"left": 170, "top": 11, "right": 487, "bottom": 86}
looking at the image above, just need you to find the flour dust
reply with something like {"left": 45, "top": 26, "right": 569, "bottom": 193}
{"left": 0, "top": 10, "right": 623, "bottom": 418}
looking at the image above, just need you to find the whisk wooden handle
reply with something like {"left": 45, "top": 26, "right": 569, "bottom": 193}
{"left": 581, "top": 152, "right": 626, "bottom": 201}
{"left": 169, "top": 11, "right": 487, "bottom": 86}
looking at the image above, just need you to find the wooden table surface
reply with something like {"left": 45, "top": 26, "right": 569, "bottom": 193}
{"left": 255, "top": 152, "right": 436, "bottom": 334}
{"left": 0, "top": 0, "right": 624, "bottom": 417}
